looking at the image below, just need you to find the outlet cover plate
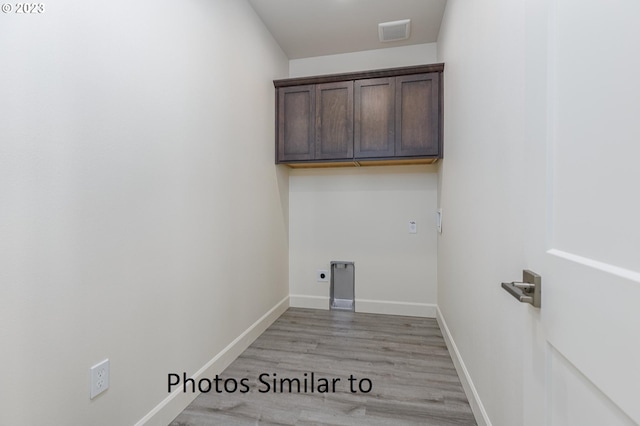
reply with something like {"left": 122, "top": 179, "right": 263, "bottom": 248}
{"left": 409, "top": 220, "right": 417, "bottom": 234}
{"left": 317, "top": 270, "right": 329, "bottom": 282}
{"left": 90, "top": 359, "right": 110, "bottom": 399}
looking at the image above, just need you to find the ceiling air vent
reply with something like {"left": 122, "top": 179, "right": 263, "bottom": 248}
{"left": 378, "top": 19, "right": 411, "bottom": 43}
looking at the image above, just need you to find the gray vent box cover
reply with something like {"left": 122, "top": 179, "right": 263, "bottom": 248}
{"left": 330, "top": 261, "right": 355, "bottom": 311}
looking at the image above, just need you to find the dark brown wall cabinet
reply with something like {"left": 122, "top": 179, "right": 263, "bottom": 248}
{"left": 277, "top": 85, "right": 315, "bottom": 162}
{"left": 275, "top": 64, "right": 443, "bottom": 167}
{"left": 316, "top": 82, "right": 353, "bottom": 160}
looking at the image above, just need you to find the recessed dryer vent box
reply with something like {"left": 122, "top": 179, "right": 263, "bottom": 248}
{"left": 330, "top": 261, "right": 355, "bottom": 311}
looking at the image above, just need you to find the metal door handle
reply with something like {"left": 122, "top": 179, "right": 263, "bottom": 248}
{"left": 509, "top": 282, "right": 535, "bottom": 291}
{"left": 501, "top": 270, "right": 541, "bottom": 308}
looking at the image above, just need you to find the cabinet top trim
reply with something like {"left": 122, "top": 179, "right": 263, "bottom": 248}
{"left": 273, "top": 63, "right": 444, "bottom": 88}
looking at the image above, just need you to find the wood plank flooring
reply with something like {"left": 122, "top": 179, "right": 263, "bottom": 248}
{"left": 170, "top": 308, "right": 476, "bottom": 426}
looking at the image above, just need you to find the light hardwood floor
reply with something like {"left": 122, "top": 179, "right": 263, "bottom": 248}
{"left": 170, "top": 308, "right": 476, "bottom": 426}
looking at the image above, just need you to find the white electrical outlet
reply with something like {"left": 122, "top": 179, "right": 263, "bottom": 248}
{"left": 90, "top": 359, "right": 110, "bottom": 399}
{"left": 317, "top": 270, "right": 329, "bottom": 282}
{"left": 409, "top": 220, "right": 417, "bottom": 234}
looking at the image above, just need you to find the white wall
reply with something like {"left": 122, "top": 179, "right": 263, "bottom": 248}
{"left": 289, "top": 166, "right": 438, "bottom": 316}
{"left": 436, "top": 0, "right": 528, "bottom": 424}
{"left": 287, "top": 46, "right": 440, "bottom": 317}
{"left": 289, "top": 43, "right": 438, "bottom": 77}
{"left": 0, "top": 1, "right": 289, "bottom": 425}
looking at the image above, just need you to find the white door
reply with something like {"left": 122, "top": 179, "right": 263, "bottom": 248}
{"left": 522, "top": 0, "right": 640, "bottom": 424}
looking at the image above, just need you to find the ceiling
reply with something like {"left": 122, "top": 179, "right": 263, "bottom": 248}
{"left": 248, "top": 0, "right": 447, "bottom": 59}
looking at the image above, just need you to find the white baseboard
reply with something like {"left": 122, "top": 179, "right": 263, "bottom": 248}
{"left": 356, "top": 299, "right": 436, "bottom": 318}
{"left": 436, "top": 306, "right": 491, "bottom": 426}
{"left": 289, "top": 295, "right": 435, "bottom": 318}
{"left": 134, "top": 296, "right": 290, "bottom": 426}
{"left": 289, "top": 294, "right": 329, "bottom": 310}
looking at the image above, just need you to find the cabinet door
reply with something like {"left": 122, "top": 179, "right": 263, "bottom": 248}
{"left": 315, "top": 82, "right": 353, "bottom": 160}
{"left": 354, "top": 78, "right": 395, "bottom": 158}
{"left": 277, "top": 85, "right": 315, "bottom": 162}
{"left": 395, "top": 73, "right": 440, "bottom": 157}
